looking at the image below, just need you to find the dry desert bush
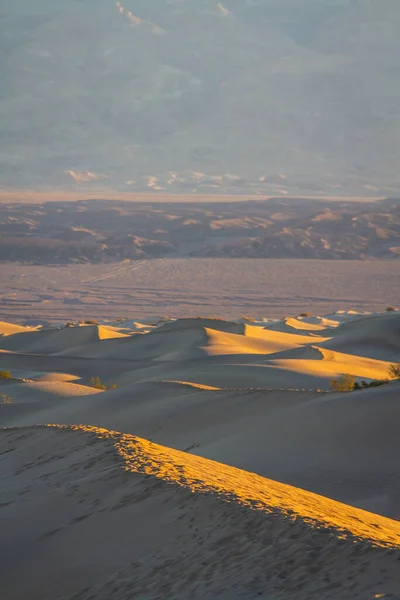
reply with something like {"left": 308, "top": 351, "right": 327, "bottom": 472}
{"left": 90, "top": 376, "right": 118, "bottom": 391}
{"left": 0, "top": 370, "right": 13, "bottom": 380}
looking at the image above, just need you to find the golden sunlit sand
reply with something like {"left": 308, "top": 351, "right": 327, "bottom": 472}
{"left": 52, "top": 424, "right": 400, "bottom": 548}
{"left": 1, "top": 425, "right": 399, "bottom": 600}
{"left": 1, "top": 310, "right": 400, "bottom": 599}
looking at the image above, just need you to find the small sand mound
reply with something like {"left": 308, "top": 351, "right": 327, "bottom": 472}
{"left": 0, "top": 324, "right": 128, "bottom": 354}
{"left": 0, "top": 380, "right": 103, "bottom": 403}
{"left": 157, "top": 317, "right": 243, "bottom": 333}
{"left": 0, "top": 321, "right": 37, "bottom": 336}
{"left": 265, "top": 317, "right": 330, "bottom": 333}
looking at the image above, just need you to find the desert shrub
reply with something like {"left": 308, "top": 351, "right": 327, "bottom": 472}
{"left": 116, "top": 317, "right": 126, "bottom": 322}
{"left": 353, "top": 380, "right": 388, "bottom": 390}
{"left": 241, "top": 315, "right": 256, "bottom": 322}
{"left": 0, "top": 393, "right": 13, "bottom": 404}
{"left": 84, "top": 319, "right": 99, "bottom": 325}
{"left": 388, "top": 363, "right": 400, "bottom": 379}
{"left": 385, "top": 306, "right": 397, "bottom": 312}
{"left": 330, "top": 374, "right": 356, "bottom": 392}
{"left": 299, "top": 312, "right": 312, "bottom": 317}
{"left": 332, "top": 375, "right": 389, "bottom": 392}
{"left": 65, "top": 322, "right": 75, "bottom": 328}
{"left": 0, "top": 370, "right": 12, "bottom": 380}
{"left": 90, "top": 376, "right": 106, "bottom": 390}
{"left": 90, "top": 376, "right": 118, "bottom": 391}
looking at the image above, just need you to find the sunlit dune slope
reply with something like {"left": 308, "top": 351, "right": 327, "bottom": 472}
{"left": 4, "top": 380, "right": 399, "bottom": 518}
{"left": 264, "top": 316, "right": 331, "bottom": 333}
{"left": 52, "top": 425, "right": 400, "bottom": 546}
{"left": 53, "top": 320, "right": 329, "bottom": 361}
{"left": 0, "top": 380, "right": 103, "bottom": 403}
{"left": 1, "top": 425, "right": 399, "bottom": 600}
{"left": 0, "top": 324, "right": 128, "bottom": 354}
{"left": 201, "top": 325, "right": 328, "bottom": 356}
{"left": 0, "top": 321, "right": 38, "bottom": 336}
{"left": 269, "top": 345, "right": 394, "bottom": 381}
{"left": 0, "top": 369, "right": 81, "bottom": 382}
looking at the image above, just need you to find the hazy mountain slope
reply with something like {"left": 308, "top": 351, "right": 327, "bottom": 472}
{"left": 0, "top": 198, "right": 399, "bottom": 262}
{"left": 1, "top": 0, "right": 400, "bottom": 194}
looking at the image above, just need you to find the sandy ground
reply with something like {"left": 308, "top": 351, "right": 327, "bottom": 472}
{"left": 1, "top": 259, "right": 399, "bottom": 323}
{"left": 1, "top": 425, "right": 399, "bottom": 600}
{"left": 1, "top": 311, "right": 400, "bottom": 599}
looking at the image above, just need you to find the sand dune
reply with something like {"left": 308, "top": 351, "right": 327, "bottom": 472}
{"left": 0, "top": 369, "right": 81, "bottom": 382}
{"left": 2, "top": 311, "right": 400, "bottom": 598}
{"left": 157, "top": 317, "right": 242, "bottom": 333}
{"left": 1, "top": 425, "right": 399, "bottom": 600}
{"left": 4, "top": 377, "right": 400, "bottom": 518}
{"left": 320, "top": 311, "right": 400, "bottom": 362}
{"left": 0, "top": 321, "right": 37, "bottom": 336}
{"left": 269, "top": 344, "right": 394, "bottom": 381}
{"left": 0, "top": 313, "right": 397, "bottom": 392}
{"left": 0, "top": 324, "right": 128, "bottom": 354}
{"left": 0, "top": 379, "right": 102, "bottom": 403}
{"left": 52, "top": 321, "right": 329, "bottom": 363}
{"left": 263, "top": 316, "right": 331, "bottom": 333}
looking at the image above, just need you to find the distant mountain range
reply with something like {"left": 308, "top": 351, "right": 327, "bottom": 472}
{"left": 0, "top": 197, "right": 399, "bottom": 262}
{"left": 1, "top": 1, "right": 400, "bottom": 195}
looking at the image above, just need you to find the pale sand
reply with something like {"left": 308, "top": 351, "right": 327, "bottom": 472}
{"left": 0, "top": 321, "right": 38, "bottom": 336}
{"left": 1, "top": 425, "right": 399, "bottom": 600}
{"left": 0, "top": 380, "right": 103, "bottom": 403}
{"left": 1, "top": 311, "right": 400, "bottom": 598}
{"left": 4, "top": 379, "right": 399, "bottom": 518}
{"left": 0, "top": 323, "right": 128, "bottom": 354}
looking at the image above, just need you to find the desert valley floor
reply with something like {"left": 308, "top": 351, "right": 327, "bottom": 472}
{"left": 1, "top": 309, "right": 400, "bottom": 599}
{"left": 1, "top": 259, "right": 400, "bottom": 324}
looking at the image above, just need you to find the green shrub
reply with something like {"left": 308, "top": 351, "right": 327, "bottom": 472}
{"left": 353, "top": 380, "right": 388, "bottom": 390}
{"left": 0, "top": 370, "right": 13, "bottom": 380}
{"left": 332, "top": 374, "right": 390, "bottom": 392}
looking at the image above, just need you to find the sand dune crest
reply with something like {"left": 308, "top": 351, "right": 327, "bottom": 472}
{"left": 1, "top": 425, "right": 399, "bottom": 600}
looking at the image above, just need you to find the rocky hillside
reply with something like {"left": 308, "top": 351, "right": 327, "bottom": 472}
{"left": 1, "top": 1, "right": 400, "bottom": 195}
{"left": 0, "top": 197, "right": 398, "bottom": 263}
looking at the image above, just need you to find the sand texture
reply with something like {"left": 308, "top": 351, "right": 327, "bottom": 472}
{"left": 1, "top": 310, "right": 400, "bottom": 599}
{"left": 1, "top": 425, "right": 399, "bottom": 600}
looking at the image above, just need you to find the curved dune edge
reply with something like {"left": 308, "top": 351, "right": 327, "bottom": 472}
{"left": 160, "top": 380, "right": 222, "bottom": 391}
{"left": 45, "top": 424, "right": 400, "bottom": 548}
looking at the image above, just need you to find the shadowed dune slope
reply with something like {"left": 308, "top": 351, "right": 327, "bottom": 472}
{"left": 1, "top": 425, "right": 399, "bottom": 600}
{"left": 263, "top": 317, "right": 332, "bottom": 334}
{"left": 3, "top": 381, "right": 400, "bottom": 518}
{"left": 51, "top": 320, "right": 328, "bottom": 361}
{"left": 268, "top": 345, "right": 394, "bottom": 381}
{"left": 320, "top": 311, "right": 400, "bottom": 361}
{"left": 0, "top": 324, "right": 128, "bottom": 354}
